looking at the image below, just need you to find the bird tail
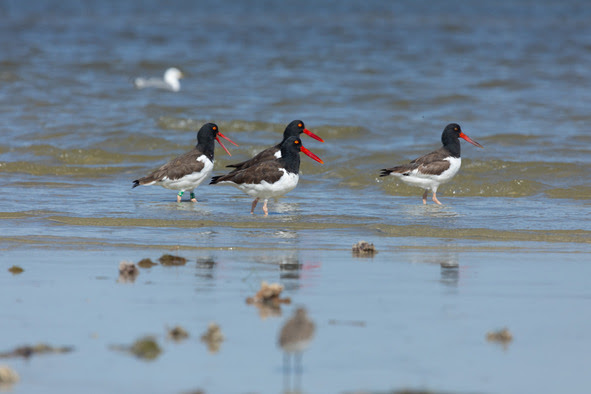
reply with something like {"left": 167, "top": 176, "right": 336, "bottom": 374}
{"left": 210, "top": 175, "right": 222, "bottom": 185}
{"left": 379, "top": 168, "right": 393, "bottom": 177}
{"left": 132, "top": 180, "right": 140, "bottom": 188}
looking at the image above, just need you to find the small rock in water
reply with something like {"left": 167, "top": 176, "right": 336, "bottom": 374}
{"left": 486, "top": 328, "right": 513, "bottom": 345}
{"left": 8, "top": 266, "right": 24, "bottom": 275}
{"left": 0, "top": 343, "right": 74, "bottom": 359}
{"left": 246, "top": 281, "right": 291, "bottom": 306}
{"left": 200, "top": 323, "right": 224, "bottom": 353}
{"left": 159, "top": 254, "right": 187, "bottom": 266}
{"left": 118, "top": 261, "right": 139, "bottom": 282}
{"left": 129, "top": 337, "right": 162, "bottom": 360}
{"left": 137, "top": 258, "right": 158, "bottom": 268}
{"left": 167, "top": 326, "right": 189, "bottom": 342}
{"left": 0, "top": 365, "right": 19, "bottom": 384}
{"left": 352, "top": 241, "right": 377, "bottom": 256}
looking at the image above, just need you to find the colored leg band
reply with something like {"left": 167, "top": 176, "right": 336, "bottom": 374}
{"left": 190, "top": 192, "right": 196, "bottom": 199}
{"left": 177, "top": 191, "right": 184, "bottom": 197}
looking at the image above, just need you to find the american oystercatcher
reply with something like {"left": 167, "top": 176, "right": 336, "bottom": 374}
{"left": 210, "top": 136, "right": 323, "bottom": 215}
{"left": 225, "top": 120, "right": 323, "bottom": 172}
{"left": 380, "top": 123, "right": 483, "bottom": 205}
{"left": 132, "top": 123, "right": 238, "bottom": 202}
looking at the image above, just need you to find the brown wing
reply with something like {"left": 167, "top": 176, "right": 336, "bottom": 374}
{"left": 380, "top": 146, "right": 451, "bottom": 176}
{"left": 135, "top": 149, "right": 205, "bottom": 185}
{"left": 212, "top": 160, "right": 284, "bottom": 185}
{"left": 226, "top": 146, "right": 279, "bottom": 171}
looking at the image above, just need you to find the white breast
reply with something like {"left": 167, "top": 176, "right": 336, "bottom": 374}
{"left": 158, "top": 155, "right": 213, "bottom": 191}
{"left": 393, "top": 157, "right": 461, "bottom": 192}
{"left": 230, "top": 169, "right": 299, "bottom": 199}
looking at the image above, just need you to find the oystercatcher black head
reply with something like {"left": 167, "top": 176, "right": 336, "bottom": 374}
{"left": 441, "top": 123, "right": 483, "bottom": 158}
{"left": 282, "top": 120, "right": 324, "bottom": 143}
{"left": 380, "top": 123, "right": 482, "bottom": 205}
{"left": 225, "top": 120, "right": 324, "bottom": 171}
{"left": 132, "top": 122, "right": 238, "bottom": 203}
{"left": 211, "top": 136, "right": 323, "bottom": 215}
{"left": 196, "top": 122, "right": 239, "bottom": 160}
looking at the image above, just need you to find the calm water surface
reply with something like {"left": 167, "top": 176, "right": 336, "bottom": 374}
{"left": 1, "top": 1, "right": 591, "bottom": 393}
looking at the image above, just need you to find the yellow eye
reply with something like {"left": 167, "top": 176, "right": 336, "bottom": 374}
{"left": 298, "top": 123, "right": 303, "bottom": 128}
{"left": 454, "top": 127, "right": 458, "bottom": 131}
{"left": 213, "top": 126, "right": 217, "bottom": 131}
{"left": 295, "top": 140, "right": 299, "bottom": 144}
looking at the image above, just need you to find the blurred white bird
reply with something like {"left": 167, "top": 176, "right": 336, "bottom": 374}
{"left": 134, "top": 67, "right": 184, "bottom": 92}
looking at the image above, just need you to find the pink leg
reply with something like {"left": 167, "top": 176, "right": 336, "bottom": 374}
{"left": 251, "top": 198, "right": 259, "bottom": 214}
{"left": 432, "top": 191, "right": 442, "bottom": 205}
{"left": 262, "top": 199, "right": 269, "bottom": 216}
{"left": 422, "top": 190, "right": 428, "bottom": 205}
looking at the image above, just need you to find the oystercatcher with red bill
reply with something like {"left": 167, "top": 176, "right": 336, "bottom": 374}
{"left": 380, "top": 123, "right": 483, "bottom": 205}
{"left": 132, "top": 123, "right": 238, "bottom": 202}
{"left": 226, "top": 120, "right": 323, "bottom": 172}
{"left": 211, "top": 136, "right": 323, "bottom": 215}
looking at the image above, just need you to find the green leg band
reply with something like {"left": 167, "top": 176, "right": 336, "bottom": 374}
{"left": 190, "top": 192, "right": 196, "bottom": 200}
{"left": 177, "top": 191, "right": 184, "bottom": 197}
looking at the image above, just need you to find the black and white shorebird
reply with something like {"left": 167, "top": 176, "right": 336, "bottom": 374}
{"left": 132, "top": 123, "right": 238, "bottom": 203}
{"left": 380, "top": 123, "right": 483, "bottom": 205}
{"left": 210, "top": 136, "right": 323, "bottom": 215}
{"left": 225, "top": 120, "right": 323, "bottom": 172}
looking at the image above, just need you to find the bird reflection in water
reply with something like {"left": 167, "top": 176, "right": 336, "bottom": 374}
{"left": 278, "top": 307, "right": 315, "bottom": 394}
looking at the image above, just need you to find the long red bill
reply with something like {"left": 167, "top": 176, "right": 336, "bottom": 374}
{"left": 303, "top": 128, "right": 324, "bottom": 143}
{"left": 216, "top": 132, "right": 239, "bottom": 156}
{"left": 300, "top": 145, "right": 324, "bottom": 164}
{"left": 459, "top": 132, "right": 483, "bottom": 148}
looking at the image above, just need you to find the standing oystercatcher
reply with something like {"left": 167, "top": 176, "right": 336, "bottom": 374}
{"left": 132, "top": 123, "right": 238, "bottom": 202}
{"left": 210, "top": 136, "right": 323, "bottom": 215}
{"left": 226, "top": 120, "right": 323, "bottom": 172}
{"left": 380, "top": 123, "right": 483, "bottom": 205}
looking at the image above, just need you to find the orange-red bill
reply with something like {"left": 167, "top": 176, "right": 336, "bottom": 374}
{"left": 216, "top": 132, "right": 239, "bottom": 156}
{"left": 459, "top": 132, "right": 483, "bottom": 148}
{"left": 303, "top": 128, "right": 324, "bottom": 143}
{"left": 300, "top": 145, "right": 324, "bottom": 164}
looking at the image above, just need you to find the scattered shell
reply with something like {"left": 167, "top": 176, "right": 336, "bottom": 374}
{"left": 246, "top": 281, "right": 291, "bottom": 307}
{"left": 159, "top": 254, "right": 187, "bottom": 266}
{"left": 118, "top": 261, "right": 139, "bottom": 283}
{"left": 167, "top": 326, "right": 189, "bottom": 342}
{"left": 200, "top": 323, "right": 224, "bottom": 353}
{"left": 352, "top": 241, "right": 377, "bottom": 256}
{"left": 486, "top": 328, "right": 513, "bottom": 345}
{"left": 8, "top": 266, "right": 24, "bottom": 275}
{"left": 129, "top": 337, "right": 162, "bottom": 360}
{"left": 0, "top": 343, "right": 74, "bottom": 359}
{"left": 137, "top": 258, "right": 158, "bottom": 268}
{"left": 0, "top": 365, "right": 19, "bottom": 384}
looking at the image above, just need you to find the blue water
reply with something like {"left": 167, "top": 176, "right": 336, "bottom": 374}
{"left": 1, "top": 1, "right": 591, "bottom": 393}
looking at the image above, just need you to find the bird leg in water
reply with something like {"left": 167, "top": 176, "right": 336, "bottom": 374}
{"left": 190, "top": 192, "right": 197, "bottom": 203}
{"left": 262, "top": 199, "right": 269, "bottom": 216}
{"left": 432, "top": 191, "right": 442, "bottom": 205}
{"left": 251, "top": 198, "right": 259, "bottom": 214}
{"left": 177, "top": 191, "right": 184, "bottom": 203}
{"left": 422, "top": 189, "right": 428, "bottom": 205}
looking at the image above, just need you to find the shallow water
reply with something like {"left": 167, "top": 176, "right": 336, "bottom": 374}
{"left": 1, "top": 0, "right": 591, "bottom": 393}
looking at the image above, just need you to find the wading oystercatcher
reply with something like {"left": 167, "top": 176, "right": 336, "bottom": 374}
{"left": 210, "top": 136, "right": 323, "bottom": 215}
{"left": 132, "top": 123, "right": 238, "bottom": 202}
{"left": 380, "top": 123, "right": 483, "bottom": 205}
{"left": 226, "top": 120, "right": 323, "bottom": 172}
